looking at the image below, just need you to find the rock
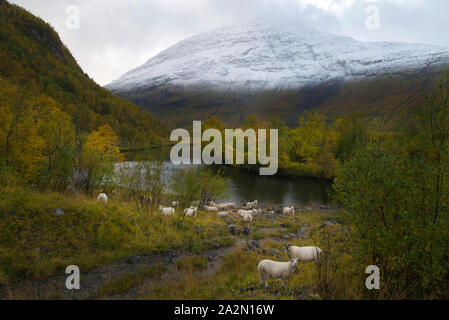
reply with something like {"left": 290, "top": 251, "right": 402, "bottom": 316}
{"left": 195, "top": 226, "right": 204, "bottom": 234}
{"left": 248, "top": 240, "right": 260, "bottom": 249}
{"left": 100, "top": 273, "right": 111, "bottom": 280}
{"left": 281, "top": 234, "right": 290, "bottom": 240}
{"left": 247, "top": 241, "right": 258, "bottom": 251}
{"left": 306, "top": 207, "right": 313, "bottom": 212}
{"left": 163, "top": 253, "right": 175, "bottom": 264}
{"left": 268, "top": 248, "right": 281, "bottom": 255}
{"left": 309, "top": 293, "right": 320, "bottom": 300}
{"left": 294, "top": 286, "right": 308, "bottom": 296}
{"left": 239, "top": 286, "right": 258, "bottom": 294}
{"left": 210, "top": 241, "right": 222, "bottom": 249}
{"left": 127, "top": 255, "right": 140, "bottom": 265}
{"left": 39, "top": 247, "right": 50, "bottom": 254}
{"left": 320, "top": 220, "right": 337, "bottom": 228}
{"left": 297, "top": 226, "right": 308, "bottom": 239}
{"left": 54, "top": 208, "right": 65, "bottom": 216}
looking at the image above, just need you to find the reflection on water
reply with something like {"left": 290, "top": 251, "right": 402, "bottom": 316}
{"left": 121, "top": 149, "right": 332, "bottom": 207}
{"left": 161, "top": 162, "right": 331, "bottom": 207}
{"left": 222, "top": 167, "right": 332, "bottom": 207}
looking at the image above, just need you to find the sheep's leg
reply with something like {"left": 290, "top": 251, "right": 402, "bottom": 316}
{"left": 281, "top": 280, "right": 285, "bottom": 288}
{"left": 265, "top": 281, "right": 269, "bottom": 289}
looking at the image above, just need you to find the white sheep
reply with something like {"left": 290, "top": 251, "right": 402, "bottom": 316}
{"left": 216, "top": 203, "right": 227, "bottom": 210}
{"left": 172, "top": 201, "right": 179, "bottom": 207}
{"left": 243, "top": 213, "right": 253, "bottom": 222}
{"left": 246, "top": 200, "right": 258, "bottom": 209}
{"left": 97, "top": 193, "right": 108, "bottom": 205}
{"left": 227, "top": 202, "right": 237, "bottom": 209}
{"left": 159, "top": 206, "right": 175, "bottom": 217}
{"left": 216, "top": 202, "right": 237, "bottom": 210}
{"left": 204, "top": 205, "right": 218, "bottom": 213}
{"left": 237, "top": 209, "right": 253, "bottom": 217}
{"left": 184, "top": 207, "right": 198, "bottom": 217}
{"left": 217, "top": 211, "right": 231, "bottom": 218}
{"left": 285, "top": 244, "right": 322, "bottom": 263}
{"left": 283, "top": 207, "right": 295, "bottom": 215}
{"left": 258, "top": 258, "right": 299, "bottom": 288}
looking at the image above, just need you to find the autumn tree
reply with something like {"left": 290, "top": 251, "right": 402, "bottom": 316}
{"left": 243, "top": 114, "right": 261, "bottom": 129}
{"left": 334, "top": 72, "right": 449, "bottom": 299}
{"left": 203, "top": 116, "right": 225, "bottom": 132}
{"left": 39, "top": 101, "right": 75, "bottom": 190}
{"left": 81, "top": 125, "right": 124, "bottom": 193}
{"left": 333, "top": 112, "right": 368, "bottom": 161}
{"left": 289, "top": 112, "right": 338, "bottom": 178}
{"left": 0, "top": 79, "right": 45, "bottom": 180}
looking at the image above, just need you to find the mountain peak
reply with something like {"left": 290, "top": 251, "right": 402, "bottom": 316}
{"left": 107, "top": 24, "right": 449, "bottom": 93}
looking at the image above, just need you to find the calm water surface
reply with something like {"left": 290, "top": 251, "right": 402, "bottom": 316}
{"left": 161, "top": 162, "right": 332, "bottom": 207}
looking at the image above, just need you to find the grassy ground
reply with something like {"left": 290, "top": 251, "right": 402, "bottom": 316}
{"left": 138, "top": 210, "right": 364, "bottom": 300}
{"left": 0, "top": 187, "right": 365, "bottom": 300}
{"left": 0, "top": 187, "right": 232, "bottom": 285}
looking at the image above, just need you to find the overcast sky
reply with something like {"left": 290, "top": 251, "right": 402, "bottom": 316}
{"left": 9, "top": 0, "right": 449, "bottom": 86}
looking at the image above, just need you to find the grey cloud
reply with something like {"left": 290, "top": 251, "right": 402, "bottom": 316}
{"left": 9, "top": 0, "right": 449, "bottom": 85}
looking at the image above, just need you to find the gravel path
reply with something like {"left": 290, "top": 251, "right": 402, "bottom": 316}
{"left": 0, "top": 240, "right": 246, "bottom": 300}
{"left": 0, "top": 208, "right": 331, "bottom": 300}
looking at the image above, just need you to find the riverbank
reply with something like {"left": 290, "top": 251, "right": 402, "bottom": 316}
{"left": 121, "top": 143, "right": 336, "bottom": 181}
{"left": 0, "top": 188, "right": 354, "bottom": 300}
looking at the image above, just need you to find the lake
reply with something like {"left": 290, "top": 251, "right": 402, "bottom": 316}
{"left": 161, "top": 161, "right": 332, "bottom": 207}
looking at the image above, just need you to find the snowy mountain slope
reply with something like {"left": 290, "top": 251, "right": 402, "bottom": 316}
{"left": 106, "top": 24, "right": 449, "bottom": 92}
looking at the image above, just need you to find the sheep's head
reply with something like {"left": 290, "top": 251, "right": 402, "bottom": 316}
{"left": 285, "top": 243, "right": 292, "bottom": 251}
{"left": 290, "top": 258, "right": 299, "bottom": 268}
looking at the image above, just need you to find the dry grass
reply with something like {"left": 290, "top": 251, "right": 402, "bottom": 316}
{"left": 140, "top": 209, "right": 364, "bottom": 300}
{"left": 1, "top": 187, "right": 367, "bottom": 300}
{"left": 0, "top": 187, "right": 232, "bottom": 285}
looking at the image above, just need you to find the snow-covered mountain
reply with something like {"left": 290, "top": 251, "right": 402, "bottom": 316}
{"left": 107, "top": 24, "right": 449, "bottom": 92}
